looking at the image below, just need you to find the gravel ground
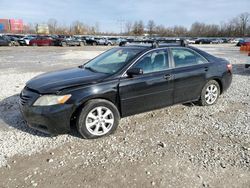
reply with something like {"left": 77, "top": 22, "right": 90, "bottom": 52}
{"left": 0, "top": 44, "right": 249, "bottom": 188}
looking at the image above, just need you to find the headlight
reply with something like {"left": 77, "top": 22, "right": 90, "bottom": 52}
{"left": 33, "top": 94, "right": 72, "bottom": 106}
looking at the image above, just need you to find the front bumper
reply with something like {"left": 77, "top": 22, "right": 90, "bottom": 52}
{"left": 19, "top": 88, "right": 74, "bottom": 134}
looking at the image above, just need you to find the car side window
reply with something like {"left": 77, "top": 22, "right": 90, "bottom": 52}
{"left": 171, "top": 48, "right": 207, "bottom": 68}
{"left": 133, "top": 50, "right": 169, "bottom": 74}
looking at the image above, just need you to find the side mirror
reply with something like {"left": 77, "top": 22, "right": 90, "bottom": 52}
{"left": 126, "top": 68, "right": 143, "bottom": 77}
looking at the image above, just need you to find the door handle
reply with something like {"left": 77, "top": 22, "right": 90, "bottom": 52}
{"left": 164, "top": 74, "right": 172, "bottom": 80}
{"left": 204, "top": 67, "right": 209, "bottom": 71}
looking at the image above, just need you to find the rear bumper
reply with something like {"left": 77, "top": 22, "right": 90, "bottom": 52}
{"left": 221, "top": 72, "right": 232, "bottom": 93}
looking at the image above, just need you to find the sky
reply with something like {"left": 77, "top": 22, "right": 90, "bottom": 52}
{"left": 0, "top": 0, "right": 250, "bottom": 32}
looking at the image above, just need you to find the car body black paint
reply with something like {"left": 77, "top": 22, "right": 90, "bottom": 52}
{"left": 20, "top": 46, "right": 232, "bottom": 134}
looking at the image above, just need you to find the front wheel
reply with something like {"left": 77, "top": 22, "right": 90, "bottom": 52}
{"left": 61, "top": 42, "right": 67, "bottom": 47}
{"left": 199, "top": 80, "right": 220, "bottom": 106}
{"left": 77, "top": 99, "right": 120, "bottom": 139}
{"left": 79, "top": 42, "right": 84, "bottom": 46}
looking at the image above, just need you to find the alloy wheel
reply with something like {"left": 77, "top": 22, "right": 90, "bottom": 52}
{"left": 205, "top": 84, "right": 218, "bottom": 105}
{"left": 85, "top": 106, "right": 114, "bottom": 136}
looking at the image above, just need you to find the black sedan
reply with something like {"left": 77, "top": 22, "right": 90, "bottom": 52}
{"left": 195, "top": 38, "right": 213, "bottom": 44}
{"left": 20, "top": 41, "right": 232, "bottom": 138}
{"left": 0, "top": 35, "right": 12, "bottom": 46}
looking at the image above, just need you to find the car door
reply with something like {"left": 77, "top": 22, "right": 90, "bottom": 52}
{"left": 170, "top": 47, "right": 210, "bottom": 103}
{"left": 0, "top": 36, "right": 4, "bottom": 45}
{"left": 119, "top": 49, "right": 174, "bottom": 117}
{"left": 36, "top": 37, "right": 42, "bottom": 46}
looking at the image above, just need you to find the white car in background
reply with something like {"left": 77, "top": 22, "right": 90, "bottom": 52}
{"left": 230, "top": 38, "right": 243, "bottom": 44}
{"left": 18, "top": 36, "right": 35, "bottom": 46}
{"left": 186, "top": 38, "right": 197, "bottom": 44}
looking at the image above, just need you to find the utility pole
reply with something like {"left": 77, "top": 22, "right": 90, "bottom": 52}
{"left": 117, "top": 19, "right": 125, "bottom": 34}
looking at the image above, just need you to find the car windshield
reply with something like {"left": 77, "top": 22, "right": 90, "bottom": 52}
{"left": 84, "top": 48, "right": 142, "bottom": 74}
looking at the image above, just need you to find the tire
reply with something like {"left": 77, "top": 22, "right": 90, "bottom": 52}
{"left": 199, "top": 80, "right": 220, "bottom": 106}
{"left": 92, "top": 42, "right": 97, "bottom": 46}
{"left": 79, "top": 42, "right": 84, "bottom": 46}
{"left": 76, "top": 99, "right": 120, "bottom": 139}
{"left": 61, "top": 42, "right": 67, "bottom": 47}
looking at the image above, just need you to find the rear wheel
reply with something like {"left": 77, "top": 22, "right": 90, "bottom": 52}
{"left": 61, "top": 42, "right": 67, "bottom": 47}
{"left": 79, "top": 42, "right": 84, "bottom": 46}
{"left": 199, "top": 80, "right": 220, "bottom": 106}
{"left": 76, "top": 99, "right": 120, "bottom": 139}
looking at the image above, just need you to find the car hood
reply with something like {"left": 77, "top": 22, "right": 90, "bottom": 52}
{"left": 26, "top": 67, "right": 108, "bottom": 94}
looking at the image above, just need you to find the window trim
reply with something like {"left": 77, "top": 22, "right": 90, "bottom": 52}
{"left": 121, "top": 47, "right": 172, "bottom": 77}
{"left": 169, "top": 47, "right": 209, "bottom": 68}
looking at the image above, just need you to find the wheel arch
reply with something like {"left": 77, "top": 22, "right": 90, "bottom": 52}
{"left": 204, "top": 77, "right": 223, "bottom": 95}
{"left": 211, "top": 78, "right": 223, "bottom": 94}
{"left": 70, "top": 97, "right": 121, "bottom": 130}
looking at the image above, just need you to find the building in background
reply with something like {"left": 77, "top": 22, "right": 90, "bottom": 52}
{"left": 36, "top": 24, "right": 49, "bottom": 34}
{"left": 0, "top": 19, "right": 10, "bottom": 32}
{"left": 0, "top": 19, "right": 24, "bottom": 33}
{"left": 9, "top": 19, "right": 23, "bottom": 32}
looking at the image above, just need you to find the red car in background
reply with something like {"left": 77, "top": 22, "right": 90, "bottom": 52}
{"left": 29, "top": 36, "right": 56, "bottom": 46}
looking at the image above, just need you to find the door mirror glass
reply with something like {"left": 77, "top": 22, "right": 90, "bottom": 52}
{"left": 126, "top": 68, "right": 143, "bottom": 77}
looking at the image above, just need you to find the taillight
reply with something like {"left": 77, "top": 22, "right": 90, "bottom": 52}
{"left": 227, "top": 64, "right": 232, "bottom": 72}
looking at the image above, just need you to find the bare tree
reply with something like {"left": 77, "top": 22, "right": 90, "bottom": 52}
{"left": 125, "top": 21, "right": 132, "bottom": 34}
{"left": 47, "top": 19, "right": 58, "bottom": 34}
{"left": 94, "top": 22, "right": 100, "bottom": 34}
{"left": 138, "top": 20, "right": 144, "bottom": 35}
{"left": 147, "top": 20, "right": 156, "bottom": 36}
{"left": 239, "top": 12, "right": 250, "bottom": 36}
{"left": 173, "top": 26, "right": 188, "bottom": 37}
{"left": 19, "top": 11, "right": 250, "bottom": 37}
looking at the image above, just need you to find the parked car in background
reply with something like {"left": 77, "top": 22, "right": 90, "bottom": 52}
{"left": 230, "top": 38, "right": 243, "bottom": 44}
{"left": 20, "top": 40, "right": 232, "bottom": 139}
{"left": 186, "top": 38, "right": 197, "bottom": 44}
{"left": 107, "top": 37, "right": 125, "bottom": 45}
{"left": 0, "top": 35, "right": 12, "bottom": 46}
{"left": 241, "top": 39, "right": 250, "bottom": 46}
{"left": 79, "top": 37, "right": 98, "bottom": 46}
{"left": 195, "top": 38, "right": 213, "bottom": 44}
{"left": 10, "top": 36, "right": 21, "bottom": 46}
{"left": 95, "top": 37, "right": 113, "bottom": 46}
{"left": 29, "top": 36, "right": 55, "bottom": 46}
{"left": 119, "top": 38, "right": 135, "bottom": 46}
{"left": 60, "top": 36, "right": 86, "bottom": 47}
{"left": 2, "top": 35, "right": 20, "bottom": 46}
{"left": 237, "top": 38, "right": 250, "bottom": 47}
{"left": 211, "top": 38, "right": 224, "bottom": 44}
{"left": 18, "top": 36, "right": 36, "bottom": 46}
